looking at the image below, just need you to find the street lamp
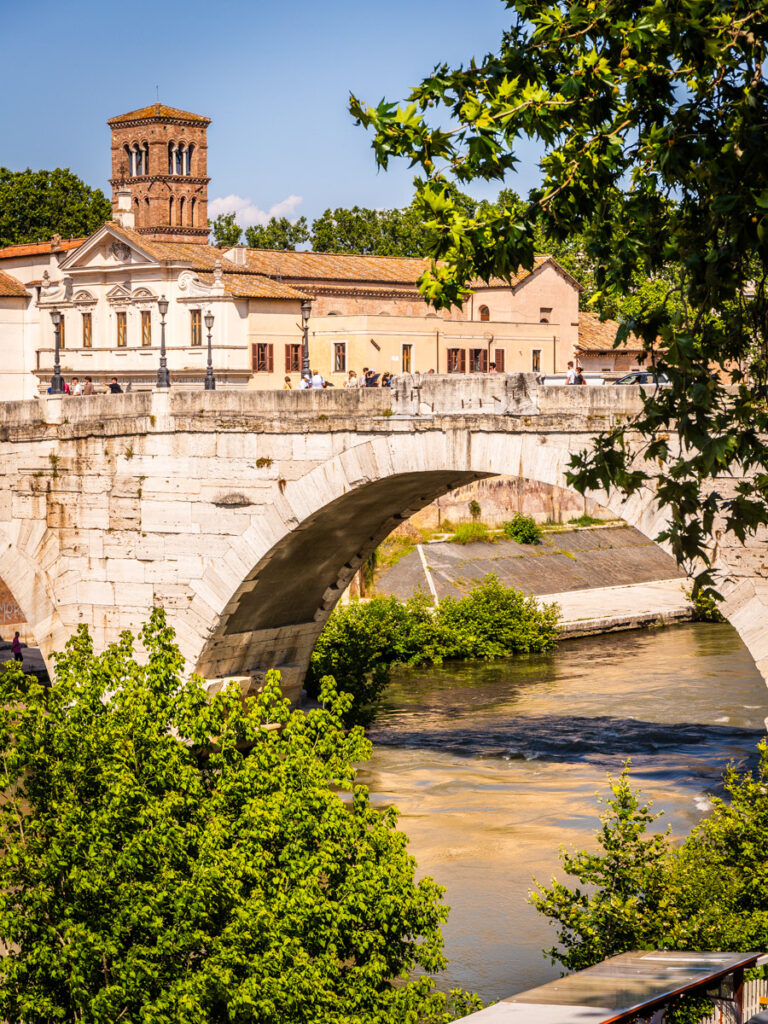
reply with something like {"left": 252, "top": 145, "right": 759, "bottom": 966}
{"left": 300, "top": 298, "right": 312, "bottom": 379}
{"left": 204, "top": 309, "right": 216, "bottom": 390}
{"left": 157, "top": 295, "right": 170, "bottom": 388}
{"left": 49, "top": 311, "right": 65, "bottom": 394}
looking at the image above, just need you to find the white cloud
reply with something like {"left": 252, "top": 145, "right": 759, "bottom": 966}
{"left": 208, "top": 193, "right": 304, "bottom": 227}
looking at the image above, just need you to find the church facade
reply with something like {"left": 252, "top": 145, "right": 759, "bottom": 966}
{"left": 0, "top": 103, "right": 635, "bottom": 399}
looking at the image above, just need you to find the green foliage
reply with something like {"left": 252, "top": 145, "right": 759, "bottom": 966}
{"left": 468, "top": 499, "right": 482, "bottom": 521}
{"left": 568, "top": 514, "right": 605, "bottom": 528}
{"left": 350, "top": 1, "right": 768, "bottom": 580}
{"left": 307, "top": 575, "right": 560, "bottom": 722}
{"left": 311, "top": 203, "right": 432, "bottom": 257}
{"left": 503, "top": 513, "right": 542, "bottom": 545}
{"left": 0, "top": 610, "right": 478, "bottom": 1023}
{"left": 449, "top": 521, "right": 493, "bottom": 544}
{"left": 0, "top": 167, "right": 111, "bottom": 247}
{"left": 688, "top": 584, "right": 726, "bottom": 623}
{"left": 532, "top": 749, "right": 768, "bottom": 1022}
{"left": 245, "top": 216, "right": 310, "bottom": 251}
{"left": 208, "top": 211, "right": 242, "bottom": 247}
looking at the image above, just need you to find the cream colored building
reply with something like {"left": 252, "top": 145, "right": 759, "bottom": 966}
{"left": 0, "top": 103, "right": 585, "bottom": 397}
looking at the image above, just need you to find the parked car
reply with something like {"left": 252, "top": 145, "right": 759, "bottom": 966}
{"left": 613, "top": 370, "right": 669, "bottom": 385}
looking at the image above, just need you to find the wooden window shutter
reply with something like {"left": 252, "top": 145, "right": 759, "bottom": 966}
{"left": 495, "top": 349, "right": 505, "bottom": 371}
{"left": 459, "top": 349, "right": 466, "bottom": 373}
{"left": 267, "top": 344, "right": 274, "bottom": 372}
{"left": 251, "top": 345, "right": 258, "bottom": 371}
{"left": 480, "top": 350, "right": 488, "bottom": 372}
{"left": 285, "top": 344, "right": 291, "bottom": 372}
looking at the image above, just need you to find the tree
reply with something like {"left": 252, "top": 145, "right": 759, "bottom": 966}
{"left": 0, "top": 610, "right": 478, "bottom": 1023}
{"left": 350, "top": 1, "right": 768, "bottom": 581}
{"left": 0, "top": 167, "right": 112, "bottom": 248}
{"left": 311, "top": 204, "right": 428, "bottom": 257}
{"left": 209, "top": 211, "right": 242, "bottom": 247}
{"left": 245, "top": 215, "right": 310, "bottom": 250}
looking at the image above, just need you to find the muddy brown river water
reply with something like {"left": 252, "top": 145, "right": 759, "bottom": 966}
{"left": 359, "top": 623, "right": 768, "bottom": 1004}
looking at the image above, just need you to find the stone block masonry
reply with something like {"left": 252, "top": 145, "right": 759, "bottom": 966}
{"left": 0, "top": 375, "right": 763, "bottom": 702}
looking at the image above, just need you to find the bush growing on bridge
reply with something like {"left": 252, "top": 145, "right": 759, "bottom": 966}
{"left": 307, "top": 575, "right": 560, "bottom": 723}
{"left": 0, "top": 610, "right": 480, "bottom": 1024}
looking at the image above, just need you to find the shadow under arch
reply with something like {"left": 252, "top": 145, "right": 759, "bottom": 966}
{"left": 194, "top": 469, "right": 488, "bottom": 695}
{"left": 0, "top": 526, "right": 64, "bottom": 676}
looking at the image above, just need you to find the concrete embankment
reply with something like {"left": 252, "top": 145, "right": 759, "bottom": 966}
{"left": 373, "top": 525, "right": 694, "bottom": 635}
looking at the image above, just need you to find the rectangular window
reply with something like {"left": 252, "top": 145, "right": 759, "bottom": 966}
{"left": 116, "top": 311, "right": 127, "bottom": 348}
{"left": 539, "top": 307, "right": 553, "bottom": 324}
{"left": 285, "top": 343, "right": 301, "bottom": 373}
{"left": 333, "top": 341, "right": 347, "bottom": 373}
{"left": 252, "top": 343, "right": 274, "bottom": 373}
{"left": 402, "top": 344, "right": 413, "bottom": 373}
{"left": 532, "top": 349, "right": 542, "bottom": 373}
{"left": 190, "top": 309, "right": 202, "bottom": 347}
{"left": 493, "top": 349, "right": 505, "bottom": 372}
{"left": 447, "top": 348, "right": 466, "bottom": 373}
{"left": 469, "top": 348, "right": 488, "bottom": 372}
{"left": 82, "top": 312, "right": 92, "bottom": 349}
{"left": 141, "top": 310, "right": 152, "bottom": 347}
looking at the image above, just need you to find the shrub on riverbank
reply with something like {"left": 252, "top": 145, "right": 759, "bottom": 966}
{"left": 0, "top": 610, "right": 481, "bottom": 1023}
{"left": 307, "top": 575, "right": 560, "bottom": 723}
{"left": 449, "top": 521, "right": 494, "bottom": 544}
{"left": 503, "top": 513, "right": 542, "bottom": 544}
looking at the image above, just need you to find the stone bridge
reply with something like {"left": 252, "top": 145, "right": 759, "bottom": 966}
{"left": 0, "top": 374, "right": 765, "bottom": 699}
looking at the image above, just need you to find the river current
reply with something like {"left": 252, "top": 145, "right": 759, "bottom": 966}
{"left": 358, "top": 623, "right": 768, "bottom": 1004}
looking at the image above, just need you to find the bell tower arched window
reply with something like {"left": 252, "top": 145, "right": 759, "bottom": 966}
{"left": 176, "top": 143, "right": 185, "bottom": 176}
{"left": 179, "top": 196, "right": 186, "bottom": 226}
{"left": 186, "top": 143, "right": 194, "bottom": 175}
{"left": 479, "top": 305, "right": 490, "bottom": 322}
{"left": 169, "top": 196, "right": 174, "bottom": 225}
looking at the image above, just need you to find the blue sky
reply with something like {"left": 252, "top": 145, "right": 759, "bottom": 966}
{"left": 4, "top": 0, "right": 542, "bottom": 227}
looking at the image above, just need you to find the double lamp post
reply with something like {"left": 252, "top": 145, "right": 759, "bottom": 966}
{"left": 49, "top": 299, "right": 217, "bottom": 393}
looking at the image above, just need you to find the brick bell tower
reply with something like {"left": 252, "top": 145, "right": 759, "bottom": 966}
{"left": 108, "top": 103, "right": 211, "bottom": 243}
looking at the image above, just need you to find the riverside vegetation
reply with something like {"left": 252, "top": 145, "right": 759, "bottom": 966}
{"left": 306, "top": 574, "right": 560, "bottom": 724}
{"left": 532, "top": 755, "right": 768, "bottom": 1023}
{"left": 0, "top": 610, "right": 481, "bottom": 1024}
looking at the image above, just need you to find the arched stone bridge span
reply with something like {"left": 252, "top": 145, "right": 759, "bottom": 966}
{"left": 0, "top": 375, "right": 764, "bottom": 699}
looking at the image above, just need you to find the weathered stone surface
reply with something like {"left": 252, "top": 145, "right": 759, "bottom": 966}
{"left": 0, "top": 377, "right": 762, "bottom": 702}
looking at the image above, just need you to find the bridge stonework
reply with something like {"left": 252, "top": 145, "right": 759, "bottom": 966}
{"left": 0, "top": 375, "right": 765, "bottom": 699}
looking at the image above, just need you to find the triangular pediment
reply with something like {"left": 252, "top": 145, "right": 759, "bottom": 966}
{"left": 59, "top": 223, "right": 161, "bottom": 273}
{"left": 106, "top": 283, "right": 133, "bottom": 302}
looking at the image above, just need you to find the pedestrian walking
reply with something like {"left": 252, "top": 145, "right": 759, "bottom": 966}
{"left": 109, "top": 377, "right": 123, "bottom": 393}
{"left": 344, "top": 370, "right": 359, "bottom": 388}
{"left": 283, "top": 376, "right": 293, "bottom": 390}
{"left": 299, "top": 375, "right": 312, "bottom": 390}
{"left": 310, "top": 368, "right": 325, "bottom": 389}
{"left": 11, "top": 631, "right": 22, "bottom": 664}
{"left": 82, "top": 376, "right": 95, "bottom": 395}
{"left": 566, "top": 361, "right": 578, "bottom": 385}
{"left": 70, "top": 377, "right": 82, "bottom": 396}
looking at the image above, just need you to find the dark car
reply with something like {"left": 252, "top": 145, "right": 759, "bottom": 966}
{"left": 613, "top": 370, "right": 669, "bottom": 385}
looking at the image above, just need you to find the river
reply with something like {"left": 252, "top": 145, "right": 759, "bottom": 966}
{"left": 359, "top": 622, "right": 768, "bottom": 1004}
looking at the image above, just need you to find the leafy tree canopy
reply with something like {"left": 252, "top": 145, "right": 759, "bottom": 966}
{"left": 350, "top": 0, "right": 768, "bottom": 579}
{"left": 532, "top": 750, "right": 768, "bottom": 1022}
{"left": 208, "top": 211, "right": 242, "bottom": 247}
{"left": 245, "top": 215, "right": 310, "bottom": 251}
{"left": 0, "top": 167, "right": 111, "bottom": 248}
{"left": 0, "top": 610, "right": 479, "bottom": 1023}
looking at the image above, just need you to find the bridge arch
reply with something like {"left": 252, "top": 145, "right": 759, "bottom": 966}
{"left": 190, "top": 428, "right": 673, "bottom": 701}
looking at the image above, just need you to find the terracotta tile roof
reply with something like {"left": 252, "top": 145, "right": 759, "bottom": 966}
{"left": 239, "top": 248, "right": 431, "bottom": 284}
{"left": 108, "top": 104, "right": 210, "bottom": 125}
{"left": 197, "top": 272, "right": 306, "bottom": 300}
{"left": 0, "top": 237, "right": 85, "bottom": 259}
{"left": 106, "top": 225, "right": 232, "bottom": 269}
{"left": 576, "top": 311, "right": 645, "bottom": 353}
{"left": 0, "top": 269, "right": 27, "bottom": 297}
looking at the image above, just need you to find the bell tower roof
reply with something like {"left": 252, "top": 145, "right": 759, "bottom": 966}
{"left": 108, "top": 104, "right": 211, "bottom": 127}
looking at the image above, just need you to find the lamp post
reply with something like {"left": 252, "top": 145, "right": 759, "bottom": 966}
{"left": 300, "top": 298, "right": 312, "bottom": 379}
{"left": 157, "top": 295, "right": 170, "bottom": 388}
{"left": 49, "top": 311, "right": 65, "bottom": 394}
{"left": 204, "top": 309, "right": 216, "bottom": 390}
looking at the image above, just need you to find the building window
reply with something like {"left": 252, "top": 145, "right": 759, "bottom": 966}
{"left": 252, "top": 343, "right": 274, "bottom": 372}
{"left": 469, "top": 348, "right": 488, "bottom": 372}
{"left": 57, "top": 315, "right": 65, "bottom": 349}
{"left": 333, "top": 342, "right": 347, "bottom": 373}
{"left": 190, "top": 309, "right": 202, "bottom": 346}
{"left": 141, "top": 310, "right": 152, "bottom": 347}
{"left": 179, "top": 197, "right": 186, "bottom": 226}
{"left": 539, "top": 307, "right": 552, "bottom": 324}
{"left": 447, "top": 348, "right": 465, "bottom": 373}
{"left": 479, "top": 305, "right": 490, "bottom": 322}
{"left": 402, "top": 343, "right": 413, "bottom": 373}
{"left": 532, "top": 349, "right": 542, "bottom": 372}
{"left": 116, "top": 311, "right": 127, "bottom": 348}
{"left": 493, "top": 349, "right": 505, "bottom": 372}
{"left": 82, "top": 312, "right": 92, "bottom": 348}
{"left": 285, "top": 343, "right": 301, "bottom": 373}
